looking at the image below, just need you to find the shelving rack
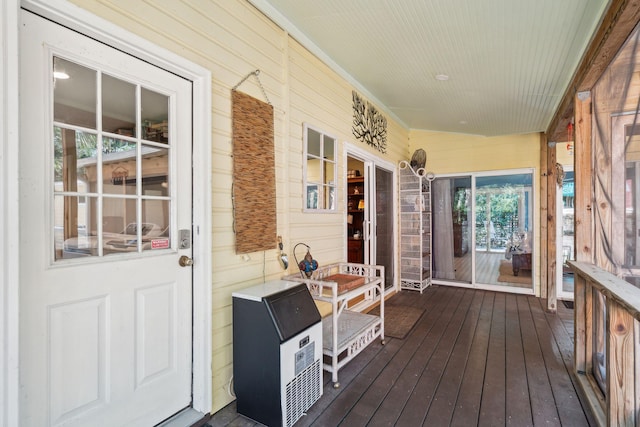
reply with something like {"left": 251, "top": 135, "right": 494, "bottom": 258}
{"left": 399, "top": 160, "right": 433, "bottom": 292}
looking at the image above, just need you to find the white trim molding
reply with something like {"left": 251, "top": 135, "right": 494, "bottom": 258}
{"left": 1, "top": 1, "right": 21, "bottom": 425}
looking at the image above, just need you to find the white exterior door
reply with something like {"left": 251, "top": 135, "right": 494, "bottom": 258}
{"left": 19, "top": 10, "right": 193, "bottom": 426}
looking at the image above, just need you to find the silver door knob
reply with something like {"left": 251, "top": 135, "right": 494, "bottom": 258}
{"left": 179, "top": 255, "right": 193, "bottom": 267}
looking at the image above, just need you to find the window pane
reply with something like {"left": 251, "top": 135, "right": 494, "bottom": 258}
{"left": 56, "top": 195, "right": 98, "bottom": 259}
{"left": 54, "top": 57, "right": 97, "bottom": 129}
{"left": 142, "top": 88, "right": 169, "bottom": 143}
{"left": 102, "top": 74, "right": 136, "bottom": 136}
{"left": 54, "top": 128, "right": 97, "bottom": 193}
{"left": 307, "top": 128, "right": 321, "bottom": 157}
{"left": 324, "top": 185, "right": 335, "bottom": 210}
{"left": 324, "top": 137, "right": 335, "bottom": 161}
{"left": 324, "top": 162, "right": 335, "bottom": 186}
{"left": 307, "top": 158, "right": 322, "bottom": 183}
{"left": 306, "top": 185, "right": 318, "bottom": 209}
{"left": 103, "top": 138, "right": 137, "bottom": 195}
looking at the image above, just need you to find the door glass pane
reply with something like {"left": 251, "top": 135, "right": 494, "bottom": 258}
{"left": 54, "top": 128, "right": 97, "bottom": 193}
{"left": 103, "top": 138, "right": 137, "bottom": 195}
{"left": 102, "top": 74, "right": 136, "bottom": 136}
{"left": 476, "top": 173, "right": 533, "bottom": 290}
{"left": 432, "top": 176, "right": 471, "bottom": 283}
{"left": 375, "top": 167, "right": 395, "bottom": 290}
{"left": 102, "top": 197, "right": 136, "bottom": 255}
{"left": 142, "top": 199, "right": 170, "bottom": 252}
{"left": 53, "top": 57, "right": 97, "bottom": 129}
{"left": 142, "top": 88, "right": 169, "bottom": 143}
{"left": 56, "top": 195, "right": 97, "bottom": 259}
{"left": 141, "top": 146, "right": 169, "bottom": 195}
{"left": 103, "top": 197, "right": 135, "bottom": 231}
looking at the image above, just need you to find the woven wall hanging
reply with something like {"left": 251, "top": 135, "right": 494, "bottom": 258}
{"left": 231, "top": 79, "right": 276, "bottom": 254}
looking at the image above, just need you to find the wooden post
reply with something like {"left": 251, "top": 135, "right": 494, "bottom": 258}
{"left": 607, "top": 299, "right": 636, "bottom": 426}
{"left": 540, "top": 133, "right": 548, "bottom": 300}
{"left": 574, "top": 92, "right": 592, "bottom": 263}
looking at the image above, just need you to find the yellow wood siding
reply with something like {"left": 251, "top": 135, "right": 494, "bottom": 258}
{"left": 69, "top": 0, "right": 409, "bottom": 412}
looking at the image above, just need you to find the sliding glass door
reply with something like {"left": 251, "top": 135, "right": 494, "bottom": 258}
{"left": 346, "top": 149, "right": 396, "bottom": 292}
{"left": 432, "top": 176, "right": 471, "bottom": 283}
{"left": 431, "top": 169, "right": 535, "bottom": 293}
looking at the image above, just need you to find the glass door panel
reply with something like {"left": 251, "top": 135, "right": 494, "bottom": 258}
{"left": 375, "top": 166, "right": 394, "bottom": 290}
{"left": 475, "top": 172, "right": 533, "bottom": 291}
{"left": 432, "top": 176, "right": 471, "bottom": 283}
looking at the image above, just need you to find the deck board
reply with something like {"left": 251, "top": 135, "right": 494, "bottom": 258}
{"left": 449, "top": 292, "right": 493, "bottom": 427}
{"left": 518, "top": 295, "right": 561, "bottom": 426}
{"left": 478, "top": 292, "right": 507, "bottom": 426}
{"left": 207, "top": 286, "right": 593, "bottom": 427}
{"left": 505, "top": 294, "right": 533, "bottom": 427}
{"left": 528, "top": 297, "right": 590, "bottom": 427}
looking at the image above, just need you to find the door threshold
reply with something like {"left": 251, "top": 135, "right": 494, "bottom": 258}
{"left": 156, "top": 408, "right": 209, "bottom": 427}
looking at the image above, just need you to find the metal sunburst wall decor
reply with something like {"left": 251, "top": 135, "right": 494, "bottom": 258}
{"left": 352, "top": 91, "right": 387, "bottom": 153}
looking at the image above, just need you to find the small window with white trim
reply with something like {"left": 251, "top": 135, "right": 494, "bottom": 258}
{"left": 303, "top": 124, "right": 336, "bottom": 211}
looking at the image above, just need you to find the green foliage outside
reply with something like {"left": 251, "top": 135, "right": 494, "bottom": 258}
{"left": 475, "top": 187, "right": 520, "bottom": 249}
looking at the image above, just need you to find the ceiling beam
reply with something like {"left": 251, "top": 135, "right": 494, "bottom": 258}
{"left": 546, "top": 0, "right": 640, "bottom": 142}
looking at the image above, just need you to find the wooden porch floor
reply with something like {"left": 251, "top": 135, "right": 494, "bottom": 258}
{"left": 207, "top": 285, "right": 592, "bottom": 426}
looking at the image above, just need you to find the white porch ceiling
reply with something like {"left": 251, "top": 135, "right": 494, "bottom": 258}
{"left": 250, "top": 0, "right": 608, "bottom": 137}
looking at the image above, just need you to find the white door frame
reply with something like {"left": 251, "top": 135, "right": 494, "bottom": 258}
{"left": 1, "top": 2, "right": 21, "bottom": 425}
{"left": 344, "top": 143, "right": 398, "bottom": 292}
{"left": 1, "top": 1, "right": 212, "bottom": 424}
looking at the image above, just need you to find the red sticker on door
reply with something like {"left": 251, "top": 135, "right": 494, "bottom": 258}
{"left": 151, "top": 239, "right": 170, "bottom": 249}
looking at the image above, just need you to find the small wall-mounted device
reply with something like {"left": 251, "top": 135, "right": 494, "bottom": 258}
{"left": 179, "top": 229, "right": 191, "bottom": 249}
